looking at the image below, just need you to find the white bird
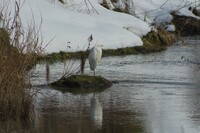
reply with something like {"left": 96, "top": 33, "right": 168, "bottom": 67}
{"left": 88, "top": 45, "right": 102, "bottom": 76}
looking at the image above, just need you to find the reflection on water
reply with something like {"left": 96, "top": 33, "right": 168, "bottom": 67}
{"left": 1, "top": 37, "right": 200, "bottom": 133}
{"left": 90, "top": 95, "right": 103, "bottom": 129}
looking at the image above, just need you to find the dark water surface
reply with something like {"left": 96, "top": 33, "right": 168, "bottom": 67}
{"left": 1, "top": 37, "right": 200, "bottom": 133}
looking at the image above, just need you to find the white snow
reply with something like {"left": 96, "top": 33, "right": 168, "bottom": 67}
{"left": 1, "top": 0, "right": 200, "bottom": 53}
{"left": 165, "top": 24, "right": 176, "bottom": 32}
{"left": 115, "top": 0, "right": 200, "bottom": 24}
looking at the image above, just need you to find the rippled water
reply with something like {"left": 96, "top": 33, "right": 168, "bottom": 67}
{"left": 1, "top": 37, "right": 200, "bottom": 133}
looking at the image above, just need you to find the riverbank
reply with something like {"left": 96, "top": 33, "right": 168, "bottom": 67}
{"left": 37, "top": 7, "right": 200, "bottom": 64}
{"left": 37, "top": 30, "right": 177, "bottom": 63}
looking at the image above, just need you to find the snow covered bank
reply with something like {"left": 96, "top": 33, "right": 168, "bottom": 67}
{"left": 2, "top": 0, "right": 150, "bottom": 53}
{"left": 1, "top": 0, "right": 200, "bottom": 53}
{"left": 113, "top": 0, "right": 200, "bottom": 24}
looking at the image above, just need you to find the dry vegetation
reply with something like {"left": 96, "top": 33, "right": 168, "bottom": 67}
{"left": 0, "top": 1, "right": 43, "bottom": 121}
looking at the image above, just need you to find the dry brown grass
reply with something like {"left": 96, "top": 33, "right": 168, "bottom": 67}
{"left": 0, "top": 30, "right": 34, "bottom": 121}
{"left": 0, "top": 1, "right": 43, "bottom": 121}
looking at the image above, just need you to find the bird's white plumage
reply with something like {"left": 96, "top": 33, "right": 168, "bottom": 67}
{"left": 88, "top": 45, "right": 102, "bottom": 75}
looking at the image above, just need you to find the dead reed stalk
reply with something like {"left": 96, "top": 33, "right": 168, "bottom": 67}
{"left": 0, "top": 1, "right": 43, "bottom": 121}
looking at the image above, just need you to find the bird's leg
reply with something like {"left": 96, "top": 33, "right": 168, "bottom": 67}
{"left": 94, "top": 70, "right": 95, "bottom": 76}
{"left": 80, "top": 54, "right": 86, "bottom": 74}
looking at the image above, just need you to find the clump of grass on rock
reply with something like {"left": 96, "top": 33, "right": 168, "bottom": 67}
{"left": 142, "top": 30, "right": 176, "bottom": 50}
{"left": 51, "top": 75, "right": 112, "bottom": 94}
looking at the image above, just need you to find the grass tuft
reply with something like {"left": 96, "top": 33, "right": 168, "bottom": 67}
{"left": 0, "top": 28, "right": 34, "bottom": 121}
{"left": 0, "top": 1, "right": 42, "bottom": 122}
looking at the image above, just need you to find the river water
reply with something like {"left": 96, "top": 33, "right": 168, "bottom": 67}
{"left": 2, "top": 37, "right": 200, "bottom": 133}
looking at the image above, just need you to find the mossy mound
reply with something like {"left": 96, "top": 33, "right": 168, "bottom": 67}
{"left": 50, "top": 75, "right": 112, "bottom": 93}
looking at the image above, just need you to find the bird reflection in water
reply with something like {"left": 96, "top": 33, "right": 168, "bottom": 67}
{"left": 89, "top": 95, "right": 103, "bottom": 129}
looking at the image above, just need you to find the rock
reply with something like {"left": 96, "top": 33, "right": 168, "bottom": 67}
{"left": 50, "top": 75, "right": 112, "bottom": 93}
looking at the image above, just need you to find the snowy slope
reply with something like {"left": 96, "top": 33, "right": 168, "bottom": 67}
{"left": 8, "top": 0, "right": 150, "bottom": 53}
{"left": 1, "top": 0, "right": 199, "bottom": 53}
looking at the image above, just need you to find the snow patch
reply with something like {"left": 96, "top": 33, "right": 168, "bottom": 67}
{"left": 2, "top": 0, "right": 200, "bottom": 53}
